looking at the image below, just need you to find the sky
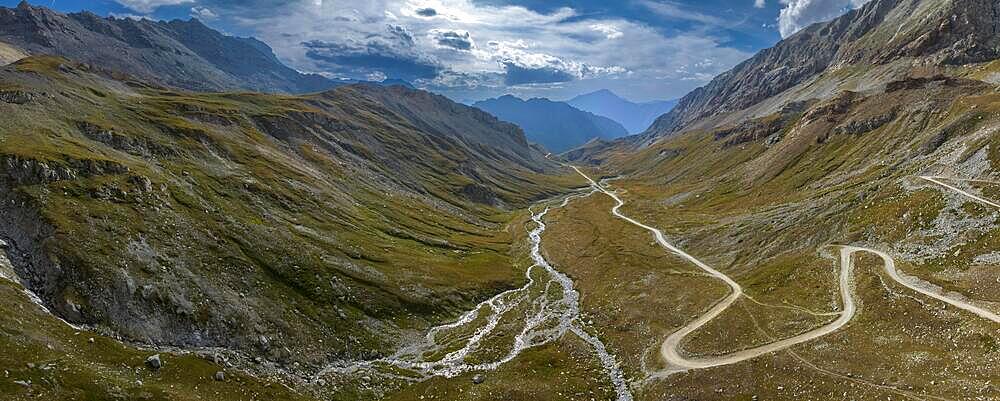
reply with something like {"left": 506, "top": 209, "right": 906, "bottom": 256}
{"left": 3, "top": 0, "right": 871, "bottom": 103}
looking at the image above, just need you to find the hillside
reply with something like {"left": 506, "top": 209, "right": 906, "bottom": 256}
{"left": 542, "top": 0, "right": 1000, "bottom": 399}
{"left": 639, "top": 0, "right": 1000, "bottom": 144}
{"left": 567, "top": 89, "right": 677, "bottom": 134}
{"left": 7, "top": 0, "right": 1000, "bottom": 400}
{"left": 0, "top": 55, "right": 580, "bottom": 399}
{"left": 0, "top": 1, "right": 335, "bottom": 93}
{"left": 0, "top": 40, "right": 26, "bottom": 65}
{"left": 474, "top": 95, "right": 628, "bottom": 153}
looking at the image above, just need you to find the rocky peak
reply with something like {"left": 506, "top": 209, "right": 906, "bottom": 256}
{"left": 640, "top": 0, "right": 1000, "bottom": 143}
{"left": 836, "top": 0, "right": 1000, "bottom": 65}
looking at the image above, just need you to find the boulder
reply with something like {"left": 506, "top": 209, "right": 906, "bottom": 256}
{"left": 145, "top": 354, "right": 162, "bottom": 370}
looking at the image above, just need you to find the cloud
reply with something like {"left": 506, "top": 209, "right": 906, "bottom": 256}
{"left": 300, "top": 24, "right": 443, "bottom": 81}
{"left": 777, "top": 0, "right": 872, "bottom": 37}
{"left": 637, "top": 0, "right": 724, "bottom": 25}
{"left": 415, "top": 7, "right": 437, "bottom": 17}
{"left": 490, "top": 42, "right": 627, "bottom": 85}
{"left": 109, "top": 12, "right": 157, "bottom": 21}
{"left": 429, "top": 29, "right": 473, "bottom": 51}
{"left": 424, "top": 70, "right": 503, "bottom": 89}
{"left": 754, "top": 0, "right": 766, "bottom": 8}
{"left": 190, "top": 6, "right": 218, "bottom": 20}
{"left": 115, "top": 0, "right": 193, "bottom": 13}
{"left": 218, "top": 0, "right": 751, "bottom": 100}
{"left": 501, "top": 63, "right": 576, "bottom": 85}
{"left": 590, "top": 23, "right": 624, "bottom": 40}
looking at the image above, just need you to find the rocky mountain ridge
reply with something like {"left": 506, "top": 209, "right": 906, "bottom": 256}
{"left": 640, "top": 0, "right": 1000, "bottom": 143}
{"left": 0, "top": 1, "right": 335, "bottom": 93}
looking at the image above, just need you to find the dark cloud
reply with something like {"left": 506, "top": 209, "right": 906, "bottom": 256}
{"left": 301, "top": 25, "right": 443, "bottom": 81}
{"left": 384, "top": 24, "right": 416, "bottom": 46}
{"left": 502, "top": 62, "right": 576, "bottom": 85}
{"left": 415, "top": 7, "right": 437, "bottom": 17}
{"left": 431, "top": 30, "right": 473, "bottom": 51}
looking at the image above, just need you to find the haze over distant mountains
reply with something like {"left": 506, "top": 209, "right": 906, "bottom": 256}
{"left": 473, "top": 95, "right": 628, "bottom": 153}
{"left": 567, "top": 89, "right": 678, "bottom": 134}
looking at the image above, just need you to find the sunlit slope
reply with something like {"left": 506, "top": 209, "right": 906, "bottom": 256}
{"left": 553, "top": 70, "right": 1000, "bottom": 399}
{"left": 0, "top": 55, "right": 578, "bottom": 373}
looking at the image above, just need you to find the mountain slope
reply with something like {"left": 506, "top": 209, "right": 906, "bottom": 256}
{"left": 548, "top": 1, "right": 1000, "bottom": 399}
{"left": 0, "top": 55, "right": 574, "bottom": 385}
{"left": 639, "top": 0, "right": 1000, "bottom": 143}
{"left": 0, "top": 39, "right": 26, "bottom": 65}
{"left": 567, "top": 89, "right": 677, "bottom": 134}
{"left": 0, "top": 1, "right": 335, "bottom": 93}
{"left": 474, "top": 95, "right": 628, "bottom": 153}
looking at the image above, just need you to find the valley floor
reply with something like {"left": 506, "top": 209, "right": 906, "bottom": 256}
{"left": 3, "top": 165, "right": 999, "bottom": 401}
{"left": 320, "top": 162, "right": 1000, "bottom": 400}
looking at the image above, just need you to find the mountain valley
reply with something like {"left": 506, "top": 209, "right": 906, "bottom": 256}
{"left": 1, "top": 0, "right": 1000, "bottom": 400}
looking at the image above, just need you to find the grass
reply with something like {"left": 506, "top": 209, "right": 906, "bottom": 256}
{"left": 4, "top": 39, "right": 1000, "bottom": 401}
{"left": 0, "top": 55, "right": 577, "bottom": 398}
{"left": 536, "top": 67, "right": 1000, "bottom": 399}
{"left": 0, "top": 280, "right": 315, "bottom": 401}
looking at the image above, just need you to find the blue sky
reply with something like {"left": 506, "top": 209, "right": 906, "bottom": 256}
{"left": 3, "top": 0, "right": 869, "bottom": 102}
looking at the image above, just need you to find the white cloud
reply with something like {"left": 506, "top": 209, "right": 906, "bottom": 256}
{"left": 777, "top": 0, "right": 872, "bottom": 38}
{"left": 109, "top": 12, "right": 155, "bottom": 21}
{"left": 428, "top": 29, "right": 474, "bottom": 51}
{"left": 226, "top": 0, "right": 750, "bottom": 100}
{"left": 637, "top": 0, "right": 724, "bottom": 25}
{"left": 115, "top": 0, "right": 193, "bottom": 13}
{"left": 754, "top": 0, "right": 766, "bottom": 8}
{"left": 489, "top": 40, "right": 628, "bottom": 85}
{"left": 190, "top": 6, "right": 218, "bottom": 20}
{"left": 590, "top": 24, "right": 624, "bottom": 40}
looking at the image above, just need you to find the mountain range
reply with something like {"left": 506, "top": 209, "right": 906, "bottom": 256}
{"left": 0, "top": 52, "right": 571, "bottom": 398}
{"left": 4, "top": 0, "right": 1000, "bottom": 400}
{"left": 636, "top": 0, "right": 1000, "bottom": 145}
{"left": 473, "top": 95, "right": 628, "bottom": 153}
{"left": 0, "top": 1, "right": 335, "bottom": 93}
{"left": 555, "top": 1, "right": 1000, "bottom": 400}
{"left": 0, "top": 4, "right": 577, "bottom": 398}
{"left": 567, "top": 89, "right": 678, "bottom": 134}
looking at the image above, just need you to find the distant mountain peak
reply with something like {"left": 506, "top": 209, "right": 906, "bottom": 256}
{"left": 589, "top": 88, "right": 619, "bottom": 97}
{"left": 379, "top": 78, "right": 414, "bottom": 88}
{"left": 568, "top": 89, "right": 677, "bottom": 134}
{"left": 474, "top": 95, "right": 628, "bottom": 153}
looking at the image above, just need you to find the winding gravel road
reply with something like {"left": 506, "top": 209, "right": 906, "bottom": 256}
{"left": 572, "top": 166, "right": 1000, "bottom": 374}
{"left": 920, "top": 176, "right": 1000, "bottom": 209}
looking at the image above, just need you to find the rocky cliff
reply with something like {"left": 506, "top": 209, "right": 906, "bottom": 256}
{"left": 640, "top": 0, "right": 1000, "bottom": 143}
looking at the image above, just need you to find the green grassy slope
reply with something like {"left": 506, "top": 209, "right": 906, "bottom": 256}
{"left": 553, "top": 71, "right": 1000, "bottom": 399}
{"left": 0, "top": 55, "right": 579, "bottom": 396}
